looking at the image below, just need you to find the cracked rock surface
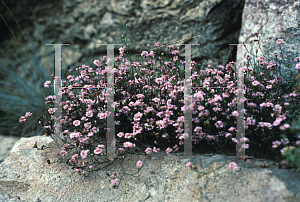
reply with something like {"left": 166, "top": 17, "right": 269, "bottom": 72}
{"left": 1, "top": 135, "right": 300, "bottom": 202}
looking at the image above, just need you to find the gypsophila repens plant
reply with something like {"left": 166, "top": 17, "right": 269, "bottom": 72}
{"left": 20, "top": 29, "right": 300, "bottom": 189}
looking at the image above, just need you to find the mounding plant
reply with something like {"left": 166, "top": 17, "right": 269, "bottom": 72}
{"left": 2, "top": 1, "right": 300, "bottom": 189}
{"left": 21, "top": 29, "right": 300, "bottom": 188}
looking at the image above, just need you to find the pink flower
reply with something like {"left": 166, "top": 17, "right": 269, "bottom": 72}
{"left": 25, "top": 112, "right": 32, "bottom": 117}
{"left": 81, "top": 116, "right": 87, "bottom": 121}
{"left": 60, "top": 150, "right": 68, "bottom": 156}
{"left": 252, "top": 80, "right": 260, "bottom": 86}
{"left": 136, "top": 160, "right": 143, "bottom": 168}
{"left": 241, "top": 144, "right": 249, "bottom": 149}
{"left": 94, "top": 147, "right": 103, "bottom": 155}
{"left": 118, "top": 148, "right": 125, "bottom": 154}
{"left": 166, "top": 147, "right": 173, "bottom": 154}
{"left": 273, "top": 119, "right": 282, "bottom": 127}
{"left": 19, "top": 116, "right": 26, "bottom": 123}
{"left": 97, "top": 112, "right": 107, "bottom": 119}
{"left": 73, "top": 120, "right": 81, "bottom": 126}
{"left": 117, "top": 132, "right": 124, "bottom": 138}
{"left": 272, "top": 140, "right": 282, "bottom": 148}
{"left": 225, "top": 133, "right": 232, "bottom": 138}
{"left": 70, "top": 131, "right": 81, "bottom": 139}
{"left": 111, "top": 178, "right": 120, "bottom": 187}
{"left": 44, "top": 80, "right": 51, "bottom": 88}
{"left": 122, "top": 106, "right": 131, "bottom": 113}
{"left": 145, "top": 147, "right": 152, "bottom": 155}
{"left": 154, "top": 42, "right": 160, "bottom": 47}
{"left": 136, "top": 94, "right": 145, "bottom": 99}
{"left": 276, "top": 39, "right": 285, "bottom": 45}
{"left": 86, "top": 111, "right": 93, "bottom": 117}
{"left": 111, "top": 172, "right": 116, "bottom": 177}
{"left": 93, "top": 59, "right": 101, "bottom": 67}
{"left": 141, "top": 51, "right": 148, "bottom": 58}
{"left": 80, "top": 150, "right": 89, "bottom": 159}
{"left": 229, "top": 162, "right": 237, "bottom": 171}
{"left": 84, "top": 122, "right": 92, "bottom": 129}
{"left": 280, "top": 147, "right": 289, "bottom": 155}
{"left": 240, "top": 137, "right": 250, "bottom": 143}
{"left": 280, "top": 123, "right": 290, "bottom": 130}
{"left": 153, "top": 147, "right": 160, "bottom": 153}
{"left": 186, "top": 162, "right": 192, "bottom": 168}
{"left": 124, "top": 142, "right": 133, "bottom": 148}
{"left": 69, "top": 158, "right": 77, "bottom": 164}
{"left": 232, "top": 111, "right": 239, "bottom": 116}
{"left": 152, "top": 97, "right": 160, "bottom": 103}
{"left": 125, "top": 133, "right": 132, "bottom": 139}
{"left": 48, "top": 108, "right": 58, "bottom": 115}
{"left": 98, "top": 144, "right": 105, "bottom": 149}
{"left": 215, "top": 121, "right": 224, "bottom": 128}
{"left": 228, "top": 127, "right": 236, "bottom": 132}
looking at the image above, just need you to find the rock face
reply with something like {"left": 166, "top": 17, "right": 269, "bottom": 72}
{"left": 0, "top": 0, "right": 245, "bottom": 82}
{"left": 236, "top": 0, "right": 300, "bottom": 83}
{"left": 0, "top": 0, "right": 245, "bottom": 138}
{"left": 1, "top": 135, "right": 300, "bottom": 202}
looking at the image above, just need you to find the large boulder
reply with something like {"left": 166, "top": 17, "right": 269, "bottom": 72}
{"left": 0, "top": 0, "right": 245, "bottom": 81}
{"left": 237, "top": 0, "right": 300, "bottom": 83}
{"left": 1, "top": 135, "right": 300, "bottom": 201}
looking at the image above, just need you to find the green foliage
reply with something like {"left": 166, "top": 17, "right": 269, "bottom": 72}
{"left": 0, "top": 29, "right": 54, "bottom": 137}
{"left": 282, "top": 146, "right": 300, "bottom": 173}
{"left": 285, "top": 72, "right": 300, "bottom": 172}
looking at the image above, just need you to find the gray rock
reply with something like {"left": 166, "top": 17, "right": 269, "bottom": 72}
{"left": 0, "top": 0, "right": 244, "bottom": 137}
{"left": 1, "top": 135, "right": 300, "bottom": 202}
{"left": 236, "top": 0, "right": 300, "bottom": 84}
{"left": 0, "top": 190, "right": 26, "bottom": 202}
{"left": 0, "top": 0, "right": 245, "bottom": 82}
{"left": 0, "top": 135, "right": 21, "bottom": 164}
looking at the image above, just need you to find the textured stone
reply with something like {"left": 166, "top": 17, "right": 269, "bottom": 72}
{"left": 0, "top": 0, "right": 245, "bottom": 83}
{"left": 1, "top": 135, "right": 300, "bottom": 202}
{"left": 236, "top": 0, "right": 300, "bottom": 83}
{"left": 0, "top": 135, "right": 21, "bottom": 163}
{"left": 0, "top": 0, "right": 245, "bottom": 137}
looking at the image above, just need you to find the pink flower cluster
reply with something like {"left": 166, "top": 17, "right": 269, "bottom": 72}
{"left": 19, "top": 112, "right": 32, "bottom": 123}
{"left": 22, "top": 31, "right": 300, "bottom": 188}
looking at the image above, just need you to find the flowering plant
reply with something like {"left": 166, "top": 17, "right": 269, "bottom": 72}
{"left": 20, "top": 31, "right": 300, "bottom": 188}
